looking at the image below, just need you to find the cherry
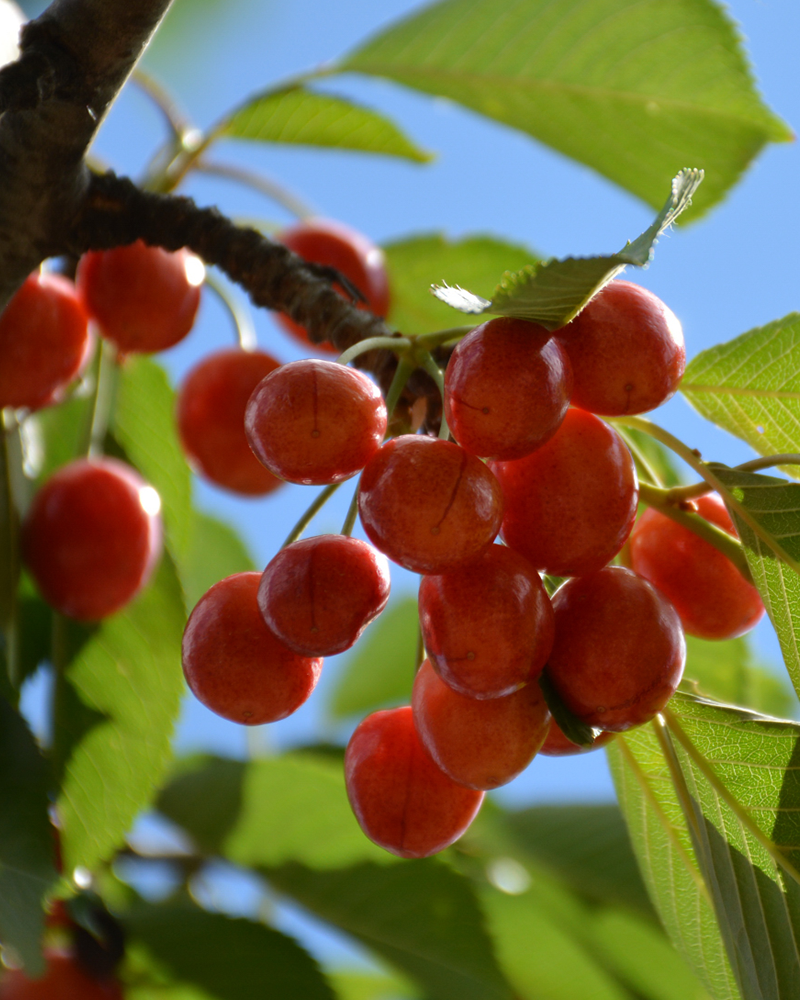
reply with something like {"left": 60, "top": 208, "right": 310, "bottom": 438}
{"left": 491, "top": 407, "right": 638, "bottom": 577}
{"left": 418, "top": 544, "right": 554, "bottom": 699}
{"left": 77, "top": 240, "right": 203, "bottom": 354}
{"left": 182, "top": 572, "right": 322, "bottom": 725}
{"left": 344, "top": 705, "right": 484, "bottom": 858}
{"left": 258, "top": 535, "right": 391, "bottom": 657}
{"left": 539, "top": 720, "right": 614, "bottom": 756}
{"left": 358, "top": 435, "right": 504, "bottom": 574}
{"left": 412, "top": 659, "right": 550, "bottom": 790}
{"left": 0, "top": 951, "right": 123, "bottom": 999}
{"left": 22, "top": 458, "right": 162, "bottom": 621}
{"left": 555, "top": 280, "right": 685, "bottom": 416}
{"left": 546, "top": 566, "right": 685, "bottom": 732}
{"left": 629, "top": 493, "right": 765, "bottom": 639}
{"left": 444, "top": 317, "right": 572, "bottom": 459}
{"left": 245, "top": 359, "right": 387, "bottom": 485}
{"left": 0, "top": 271, "right": 91, "bottom": 411}
{"left": 276, "top": 218, "right": 390, "bottom": 352}
{"left": 176, "top": 347, "right": 283, "bottom": 496}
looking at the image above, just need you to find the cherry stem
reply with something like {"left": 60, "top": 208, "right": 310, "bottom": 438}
{"left": 418, "top": 352, "right": 450, "bottom": 440}
{"left": 82, "top": 338, "right": 119, "bottom": 459}
{"left": 0, "top": 412, "right": 21, "bottom": 688}
{"left": 281, "top": 482, "right": 342, "bottom": 548}
{"left": 341, "top": 483, "right": 359, "bottom": 537}
{"left": 383, "top": 356, "right": 415, "bottom": 424}
{"left": 194, "top": 160, "right": 315, "bottom": 220}
{"left": 665, "top": 453, "right": 800, "bottom": 504}
{"left": 637, "top": 480, "right": 753, "bottom": 582}
{"left": 203, "top": 269, "right": 257, "bottom": 351}
{"left": 616, "top": 428, "right": 664, "bottom": 487}
{"left": 336, "top": 336, "right": 412, "bottom": 367}
{"left": 131, "top": 69, "right": 192, "bottom": 142}
{"left": 415, "top": 326, "right": 475, "bottom": 351}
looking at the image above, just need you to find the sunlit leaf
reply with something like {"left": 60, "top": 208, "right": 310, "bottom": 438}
{"left": 682, "top": 314, "right": 800, "bottom": 479}
{"left": 343, "top": 0, "right": 790, "bottom": 218}
{"left": 328, "top": 969, "right": 419, "bottom": 1000}
{"left": 216, "top": 88, "right": 430, "bottom": 162}
{"left": 431, "top": 170, "right": 702, "bottom": 329}
{"left": 180, "top": 509, "right": 255, "bottom": 612}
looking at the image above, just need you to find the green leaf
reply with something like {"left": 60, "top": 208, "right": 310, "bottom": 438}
{"left": 608, "top": 724, "right": 740, "bottom": 1000}
{"left": 682, "top": 314, "right": 800, "bottom": 478}
{"left": 54, "top": 554, "right": 185, "bottom": 874}
{"left": 216, "top": 87, "right": 430, "bottom": 163}
{"left": 32, "top": 391, "right": 92, "bottom": 481}
{"left": 0, "top": 695, "right": 57, "bottom": 974}
{"left": 159, "top": 753, "right": 388, "bottom": 867}
{"left": 180, "top": 509, "right": 255, "bottom": 612}
{"left": 431, "top": 170, "right": 702, "bottom": 329}
{"left": 342, "top": 0, "right": 790, "bottom": 218}
{"left": 267, "top": 860, "right": 515, "bottom": 1000}
{"left": 125, "top": 902, "right": 335, "bottom": 1000}
{"left": 682, "top": 634, "right": 797, "bottom": 720}
{"left": 112, "top": 356, "right": 193, "bottom": 567}
{"left": 617, "top": 426, "right": 684, "bottom": 488}
{"left": 382, "top": 234, "right": 538, "bottom": 335}
{"left": 328, "top": 597, "right": 418, "bottom": 720}
{"left": 328, "top": 969, "right": 419, "bottom": 1000}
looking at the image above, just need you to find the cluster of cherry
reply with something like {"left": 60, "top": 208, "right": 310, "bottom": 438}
{"left": 3, "top": 221, "right": 765, "bottom": 865}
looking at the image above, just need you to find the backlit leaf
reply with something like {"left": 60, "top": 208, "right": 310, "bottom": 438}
{"left": 180, "top": 509, "right": 255, "bottom": 612}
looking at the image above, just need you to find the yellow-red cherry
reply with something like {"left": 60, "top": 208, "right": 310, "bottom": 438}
{"left": 345, "top": 705, "right": 484, "bottom": 858}
{"left": 539, "top": 720, "right": 614, "bottom": 756}
{"left": 176, "top": 347, "right": 282, "bottom": 496}
{"left": 22, "top": 458, "right": 162, "bottom": 621}
{"left": 182, "top": 572, "right": 322, "bottom": 725}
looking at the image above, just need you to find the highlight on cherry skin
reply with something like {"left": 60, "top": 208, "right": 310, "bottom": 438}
{"left": 275, "top": 218, "right": 390, "bottom": 352}
{"left": 77, "top": 239, "right": 204, "bottom": 355}
{"left": 412, "top": 659, "right": 551, "bottom": 790}
{"left": 22, "top": 457, "right": 163, "bottom": 622}
{"left": 182, "top": 572, "right": 323, "bottom": 725}
{"left": 418, "top": 543, "right": 554, "bottom": 699}
{"left": 555, "top": 279, "right": 685, "bottom": 416}
{"left": 245, "top": 359, "right": 388, "bottom": 485}
{"left": 344, "top": 705, "right": 484, "bottom": 859}
{"left": 358, "top": 434, "right": 505, "bottom": 574}
{"left": 0, "top": 270, "right": 91, "bottom": 411}
{"left": 629, "top": 492, "right": 765, "bottom": 640}
{"left": 546, "top": 566, "right": 686, "bottom": 732}
{"left": 176, "top": 346, "right": 283, "bottom": 496}
{"left": 444, "top": 315, "right": 573, "bottom": 460}
{"left": 258, "top": 534, "right": 391, "bottom": 657}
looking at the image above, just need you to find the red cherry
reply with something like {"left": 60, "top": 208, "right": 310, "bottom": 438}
{"left": 344, "top": 705, "right": 483, "bottom": 858}
{"left": 276, "top": 219, "right": 390, "bottom": 352}
{"left": 491, "top": 408, "right": 638, "bottom": 577}
{"left": 418, "top": 545, "right": 554, "bottom": 699}
{"left": 176, "top": 347, "right": 283, "bottom": 496}
{"left": 182, "top": 572, "right": 322, "bottom": 725}
{"left": 358, "top": 435, "right": 504, "bottom": 574}
{"left": 412, "top": 659, "right": 551, "bottom": 790}
{"left": 539, "top": 721, "right": 614, "bottom": 757}
{"left": 444, "top": 317, "right": 573, "bottom": 459}
{"left": 0, "top": 272, "right": 91, "bottom": 410}
{"left": 258, "top": 535, "right": 391, "bottom": 657}
{"left": 546, "top": 566, "right": 686, "bottom": 732}
{"left": 629, "top": 493, "right": 765, "bottom": 639}
{"left": 22, "top": 458, "right": 162, "bottom": 621}
{"left": 0, "top": 951, "right": 123, "bottom": 999}
{"left": 555, "top": 280, "right": 685, "bottom": 416}
{"left": 77, "top": 240, "right": 202, "bottom": 354}
{"left": 245, "top": 360, "right": 387, "bottom": 485}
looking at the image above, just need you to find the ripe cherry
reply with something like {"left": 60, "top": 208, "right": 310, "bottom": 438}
{"left": 0, "top": 271, "right": 91, "bottom": 411}
{"left": 546, "top": 566, "right": 685, "bottom": 732}
{"left": 412, "top": 659, "right": 551, "bottom": 790}
{"left": 182, "top": 572, "right": 322, "bottom": 725}
{"left": 539, "top": 720, "right": 614, "bottom": 756}
{"left": 344, "top": 705, "right": 484, "bottom": 858}
{"left": 22, "top": 458, "right": 162, "bottom": 621}
{"left": 555, "top": 280, "right": 685, "bottom": 416}
{"left": 258, "top": 535, "right": 391, "bottom": 657}
{"left": 358, "top": 435, "right": 504, "bottom": 574}
{"left": 491, "top": 408, "right": 638, "bottom": 577}
{"left": 419, "top": 544, "right": 554, "bottom": 699}
{"left": 77, "top": 240, "right": 203, "bottom": 354}
{"left": 444, "top": 317, "right": 572, "bottom": 460}
{"left": 245, "top": 359, "right": 387, "bottom": 485}
{"left": 276, "top": 219, "right": 390, "bottom": 352}
{"left": 176, "top": 347, "right": 282, "bottom": 496}
{"left": 629, "top": 493, "right": 765, "bottom": 639}
{"left": 0, "top": 951, "right": 123, "bottom": 999}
